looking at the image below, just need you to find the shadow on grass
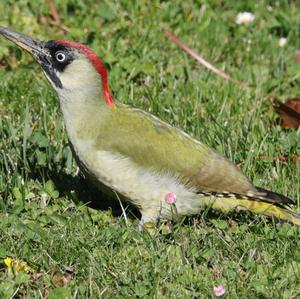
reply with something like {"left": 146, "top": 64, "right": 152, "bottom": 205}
{"left": 26, "top": 164, "right": 274, "bottom": 227}
{"left": 27, "top": 163, "right": 141, "bottom": 220}
{"left": 24, "top": 154, "right": 281, "bottom": 228}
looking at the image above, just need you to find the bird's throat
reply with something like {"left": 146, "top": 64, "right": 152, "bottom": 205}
{"left": 57, "top": 86, "right": 111, "bottom": 145}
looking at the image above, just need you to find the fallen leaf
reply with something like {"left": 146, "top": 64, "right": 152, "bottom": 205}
{"left": 272, "top": 97, "right": 300, "bottom": 128}
{"left": 51, "top": 267, "right": 73, "bottom": 287}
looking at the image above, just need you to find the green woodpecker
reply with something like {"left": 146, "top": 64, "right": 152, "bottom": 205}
{"left": 1, "top": 26, "right": 299, "bottom": 226}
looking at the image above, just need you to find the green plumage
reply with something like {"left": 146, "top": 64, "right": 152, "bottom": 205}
{"left": 98, "top": 107, "right": 209, "bottom": 176}
{"left": 76, "top": 104, "right": 300, "bottom": 225}
{"left": 95, "top": 106, "right": 257, "bottom": 195}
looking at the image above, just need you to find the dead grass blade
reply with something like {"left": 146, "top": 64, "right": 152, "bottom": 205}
{"left": 163, "top": 29, "right": 249, "bottom": 88}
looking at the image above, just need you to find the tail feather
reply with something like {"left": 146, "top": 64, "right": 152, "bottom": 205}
{"left": 197, "top": 188, "right": 294, "bottom": 206}
{"left": 255, "top": 186, "right": 294, "bottom": 205}
{"left": 206, "top": 197, "right": 300, "bottom": 226}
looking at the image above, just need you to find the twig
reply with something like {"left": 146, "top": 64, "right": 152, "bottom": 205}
{"left": 46, "top": 0, "right": 70, "bottom": 32}
{"left": 48, "top": 0, "right": 61, "bottom": 25}
{"left": 163, "top": 29, "right": 249, "bottom": 88}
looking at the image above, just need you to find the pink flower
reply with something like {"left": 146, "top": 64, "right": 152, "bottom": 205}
{"left": 213, "top": 285, "right": 226, "bottom": 297}
{"left": 165, "top": 192, "right": 177, "bottom": 204}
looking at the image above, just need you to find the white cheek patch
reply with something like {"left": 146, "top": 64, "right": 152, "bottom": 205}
{"left": 59, "top": 57, "right": 101, "bottom": 91}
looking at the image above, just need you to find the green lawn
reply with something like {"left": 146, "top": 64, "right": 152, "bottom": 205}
{"left": 1, "top": 1, "right": 300, "bottom": 298}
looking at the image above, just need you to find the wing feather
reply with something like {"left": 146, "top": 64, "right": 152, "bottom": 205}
{"left": 95, "top": 106, "right": 292, "bottom": 205}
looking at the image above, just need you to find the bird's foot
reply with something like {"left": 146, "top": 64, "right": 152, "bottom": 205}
{"left": 138, "top": 214, "right": 158, "bottom": 232}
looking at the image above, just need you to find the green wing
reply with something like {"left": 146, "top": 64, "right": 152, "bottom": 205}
{"left": 96, "top": 106, "right": 257, "bottom": 195}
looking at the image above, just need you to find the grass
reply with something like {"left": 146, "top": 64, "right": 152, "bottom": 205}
{"left": 0, "top": 0, "right": 300, "bottom": 298}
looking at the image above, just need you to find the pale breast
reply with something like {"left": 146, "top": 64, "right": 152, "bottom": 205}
{"left": 71, "top": 136, "right": 203, "bottom": 218}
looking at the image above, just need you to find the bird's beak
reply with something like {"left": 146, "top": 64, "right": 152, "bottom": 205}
{"left": 0, "top": 26, "right": 46, "bottom": 58}
{"left": 0, "top": 26, "right": 63, "bottom": 89}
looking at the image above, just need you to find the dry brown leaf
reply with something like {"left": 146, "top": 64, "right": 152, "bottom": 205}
{"left": 51, "top": 267, "right": 73, "bottom": 287}
{"left": 272, "top": 97, "right": 300, "bottom": 128}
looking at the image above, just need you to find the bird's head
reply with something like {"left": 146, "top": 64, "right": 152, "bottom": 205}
{"left": 0, "top": 26, "right": 114, "bottom": 107}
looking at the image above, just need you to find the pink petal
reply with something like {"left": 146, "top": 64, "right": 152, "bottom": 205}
{"left": 165, "top": 192, "right": 177, "bottom": 204}
{"left": 213, "top": 285, "right": 226, "bottom": 297}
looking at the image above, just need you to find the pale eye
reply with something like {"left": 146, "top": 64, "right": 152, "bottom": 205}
{"left": 55, "top": 51, "right": 66, "bottom": 62}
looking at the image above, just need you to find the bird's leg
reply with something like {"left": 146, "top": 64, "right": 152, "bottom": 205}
{"left": 138, "top": 213, "right": 159, "bottom": 231}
